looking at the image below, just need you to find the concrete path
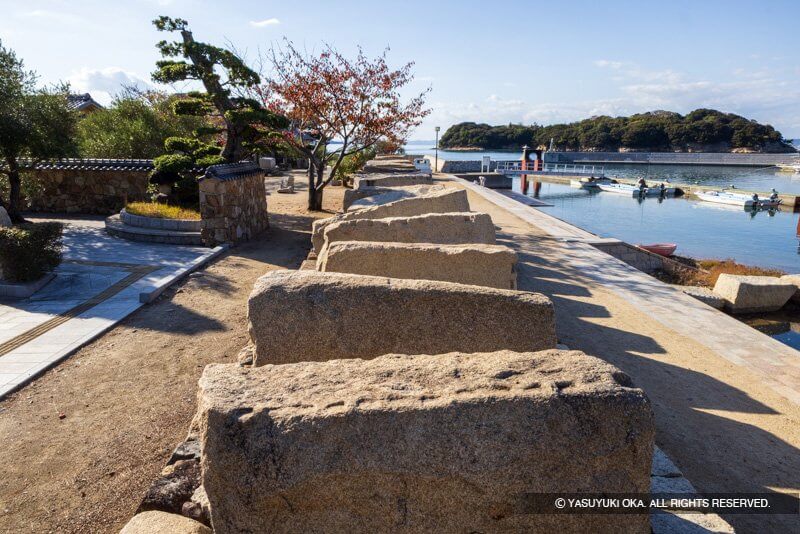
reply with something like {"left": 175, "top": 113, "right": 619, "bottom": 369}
{"left": 450, "top": 176, "right": 800, "bottom": 533}
{"left": 0, "top": 216, "right": 223, "bottom": 398}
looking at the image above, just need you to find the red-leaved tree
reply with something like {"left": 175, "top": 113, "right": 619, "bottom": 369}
{"left": 257, "top": 42, "right": 430, "bottom": 210}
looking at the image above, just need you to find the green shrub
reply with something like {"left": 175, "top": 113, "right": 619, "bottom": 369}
{"left": 0, "top": 222, "right": 63, "bottom": 282}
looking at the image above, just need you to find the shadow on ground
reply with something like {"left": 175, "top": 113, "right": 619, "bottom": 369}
{"left": 508, "top": 229, "right": 799, "bottom": 533}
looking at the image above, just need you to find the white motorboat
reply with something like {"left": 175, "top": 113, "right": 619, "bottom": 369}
{"left": 695, "top": 189, "right": 781, "bottom": 208}
{"left": 597, "top": 182, "right": 671, "bottom": 197}
{"left": 570, "top": 177, "right": 613, "bottom": 189}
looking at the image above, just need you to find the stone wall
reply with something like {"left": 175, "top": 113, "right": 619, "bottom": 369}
{"left": 199, "top": 162, "right": 268, "bottom": 246}
{"left": 592, "top": 241, "right": 697, "bottom": 278}
{"left": 21, "top": 159, "right": 152, "bottom": 214}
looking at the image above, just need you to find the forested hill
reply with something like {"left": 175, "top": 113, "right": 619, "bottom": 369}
{"left": 439, "top": 110, "right": 796, "bottom": 153}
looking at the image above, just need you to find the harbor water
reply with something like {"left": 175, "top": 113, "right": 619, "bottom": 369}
{"left": 406, "top": 145, "right": 800, "bottom": 272}
{"left": 520, "top": 180, "right": 799, "bottom": 273}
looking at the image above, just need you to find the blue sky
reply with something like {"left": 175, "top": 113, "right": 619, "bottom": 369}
{"left": 2, "top": 0, "right": 799, "bottom": 139}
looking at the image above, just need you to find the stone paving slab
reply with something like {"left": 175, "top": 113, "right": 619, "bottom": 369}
{"left": 0, "top": 216, "right": 225, "bottom": 399}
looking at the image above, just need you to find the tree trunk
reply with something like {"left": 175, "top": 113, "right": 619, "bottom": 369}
{"left": 4, "top": 158, "right": 25, "bottom": 223}
{"left": 307, "top": 163, "right": 325, "bottom": 211}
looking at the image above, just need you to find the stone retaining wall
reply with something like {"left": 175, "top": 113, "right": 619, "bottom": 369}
{"left": 198, "top": 350, "right": 654, "bottom": 533}
{"left": 120, "top": 209, "right": 201, "bottom": 232}
{"left": 199, "top": 162, "right": 268, "bottom": 246}
{"left": 21, "top": 160, "right": 152, "bottom": 214}
{"left": 592, "top": 241, "right": 697, "bottom": 277}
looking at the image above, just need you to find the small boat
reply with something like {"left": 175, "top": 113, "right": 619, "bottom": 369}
{"left": 639, "top": 243, "right": 677, "bottom": 257}
{"left": 570, "top": 177, "right": 613, "bottom": 189}
{"left": 597, "top": 183, "right": 647, "bottom": 196}
{"left": 597, "top": 183, "right": 667, "bottom": 197}
{"left": 776, "top": 163, "right": 800, "bottom": 173}
{"left": 695, "top": 189, "right": 782, "bottom": 208}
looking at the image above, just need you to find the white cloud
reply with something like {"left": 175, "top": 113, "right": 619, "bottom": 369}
{"left": 249, "top": 18, "right": 281, "bottom": 28}
{"left": 67, "top": 67, "right": 154, "bottom": 105}
{"left": 413, "top": 60, "right": 800, "bottom": 139}
{"left": 593, "top": 59, "right": 626, "bottom": 70}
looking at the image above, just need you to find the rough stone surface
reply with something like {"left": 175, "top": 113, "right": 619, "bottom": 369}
{"left": 343, "top": 183, "right": 446, "bottom": 211}
{"left": 361, "top": 156, "right": 418, "bottom": 173}
{"left": 780, "top": 274, "right": 800, "bottom": 302}
{"left": 317, "top": 241, "right": 518, "bottom": 289}
{"left": 321, "top": 212, "right": 497, "bottom": 252}
{"left": 675, "top": 285, "right": 725, "bottom": 309}
{"left": 247, "top": 270, "right": 555, "bottom": 365}
{"left": 198, "top": 350, "right": 654, "bottom": 534}
{"left": 0, "top": 206, "right": 11, "bottom": 227}
{"left": 712, "top": 274, "right": 796, "bottom": 313}
{"left": 311, "top": 187, "right": 470, "bottom": 253}
{"left": 199, "top": 165, "right": 268, "bottom": 246}
{"left": 120, "top": 511, "right": 211, "bottom": 534}
{"left": 23, "top": 168, "right": 150, "bottom": 214}
{"left": 138, "top": 459, "right": 201, "bottom": 515}
{"left": 352, "top": 171, "right": 432, "bottom": 190}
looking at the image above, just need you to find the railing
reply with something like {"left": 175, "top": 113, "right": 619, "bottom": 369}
{"left": 494, "top": 161, "right": 605, "bottom": 176}
{"left": 543, "top": 163, "right": 605, "bottom": 175}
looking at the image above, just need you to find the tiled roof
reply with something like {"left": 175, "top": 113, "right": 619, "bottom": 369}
{"left": 17, "top": 158, "right": 155, "bottom": 172}
{"left": 67, "top": 93, "right": 104, "bottom": 111}
{"left": 203, "top": 162, "right": 262, "bottom": 181}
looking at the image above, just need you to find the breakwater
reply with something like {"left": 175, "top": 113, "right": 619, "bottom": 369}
{"left": 543, "top": 151, "right": 798, "bottom": 167}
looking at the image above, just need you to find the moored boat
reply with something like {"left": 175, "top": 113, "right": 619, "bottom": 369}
{"left": 695, "top": 189, "right": 781, "bottom": 208}
{"left": 597, "top": 183, "right": 647, "bottom": 196}
{"left": 776, "top": 163, "right": 800, "bottom": 173}
{"left": 597, "top": 183, "right": 669, "bottom": 197}
{"left": 570, "top": 177, "right": 614, "bottom": 189}
{"left": 638, "top": 243, "right": 677, "bottom": 257}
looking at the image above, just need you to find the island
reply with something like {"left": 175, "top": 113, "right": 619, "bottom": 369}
{"left": 439, "top": 109, "right": 796, "bottom": 153}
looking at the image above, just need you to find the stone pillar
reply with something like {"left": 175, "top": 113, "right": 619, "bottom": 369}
{"left": 198, "top": 162, "right": 268, "bottom": 247}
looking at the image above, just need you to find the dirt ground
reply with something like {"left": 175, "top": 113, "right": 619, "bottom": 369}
{"left": 0, "top": 174, "right": 344, "bottom": 533}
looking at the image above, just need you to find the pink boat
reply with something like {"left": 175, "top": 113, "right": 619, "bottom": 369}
{"left": 639, "top": 243, "right": 677, "bottom": 257}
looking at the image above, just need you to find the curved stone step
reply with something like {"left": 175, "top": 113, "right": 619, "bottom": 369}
{"left": 105, "top": 214, "right": 204, "bottom": 246}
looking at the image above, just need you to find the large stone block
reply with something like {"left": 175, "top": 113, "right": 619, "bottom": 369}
{"left": 311, "top": 187, "right": 470, "bottom": 253}
{"left": 120, "top": 511, "right": 211, "bottom": 534}
{"left": 352, "top": 172, "right": 432, "bottom": 190}
{"left": 317, "top": 241, "right": 518, "bottom": 289}
{"left": 247, "top": 270, "right": 555, "bottom": 365}
{"left": 343, "top": 183, "right": 446, "bottom": 212}
{"left": 322, "top": 212, "right": 496, "bottom": 251}
{"left": 198, "top": 350, "right": 654, "bottom": 534}
{"left": 713, "top": 274, "right": 796, "bottom": 313}
{"left": 780, "top": 274, "right": 800, "bottom": 302}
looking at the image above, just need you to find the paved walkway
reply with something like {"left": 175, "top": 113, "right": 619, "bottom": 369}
{"left": 0, "top": 216, "right": 222, "bottom": 398}
{"left": 450, "top": 176, "right": 800, "bottom": 533}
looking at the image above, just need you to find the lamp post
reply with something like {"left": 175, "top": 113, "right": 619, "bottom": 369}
{"left": 434, "top": 126, "right": 441, "bottom": 173}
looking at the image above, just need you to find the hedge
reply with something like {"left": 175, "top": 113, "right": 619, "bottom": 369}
{"left": 0, "top": 222, "right": 63, "bottom": 282}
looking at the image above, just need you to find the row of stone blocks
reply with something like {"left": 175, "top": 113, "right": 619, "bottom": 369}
{"left": 183, "top": 175, "right": 654, "bottom": 532}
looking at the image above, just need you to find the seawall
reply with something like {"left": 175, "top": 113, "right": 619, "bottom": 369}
{"left": 543, "top": 151, "right": 799, "bottom": 167}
